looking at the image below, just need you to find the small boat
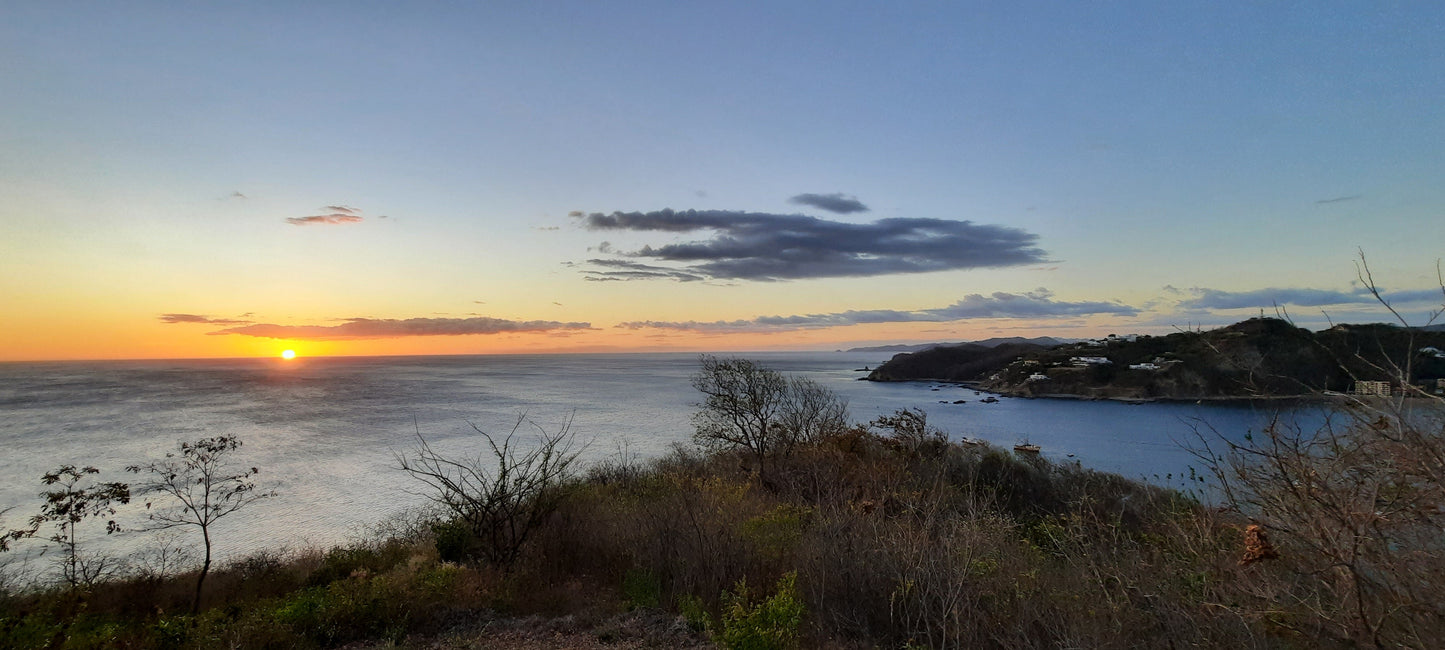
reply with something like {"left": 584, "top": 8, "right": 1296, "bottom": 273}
{"left": 960, "top": 437, "right": 985, "bottom": 447}
{"left": 1013, "top": 443, "right": 1041, "bottom": 454}
{"left": 980, "top": 396, "right": 999, "bottom": 403}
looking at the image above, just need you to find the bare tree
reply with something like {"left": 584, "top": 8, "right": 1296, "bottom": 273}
{"left": 7, "top": 465, "right": 130, "bottom": 588}
{"left": 691, "top": 356, "right": 850, "bottom": 480}
{"left": 779, "top": 376, "right": 851, "bottom": 446}
{"left": 396, "top": 414, "right": 581, "bottom": 567}
{"left": 127, "top": 435, "right": 270, "bottom": 613}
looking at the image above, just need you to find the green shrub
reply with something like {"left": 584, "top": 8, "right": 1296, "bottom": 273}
{"left": 718, "top": 572, "right": 804, "bottom": 650}
{"left": 307, "top": 546, "right": 382, "bottom": 586}
{"left": 415, "top": 563, "right": 461, "bottom": 596}
{"left": 432, "top": 518, "right": 477, "bottom": 564}
{"left": 0, "top": 613, "right": 64, "bottom": 650}
{"left": 740, "top": 505, "right": 811, "bottom": 560}
{"left": 622, "top": 568, "right": 661, "bottom": 610}
{"left": 271, "top": 577, "right": 405, "bottom": 646}
{"left": 677, "top": 593, "right": 710, "bottom": 634}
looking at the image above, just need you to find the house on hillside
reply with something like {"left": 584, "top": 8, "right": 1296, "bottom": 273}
{"left": 1070, "top": 356, "right": 1112, "bottom": 367}
{"left": 1353, "top": 381, "right": 1391, "bottom": 397}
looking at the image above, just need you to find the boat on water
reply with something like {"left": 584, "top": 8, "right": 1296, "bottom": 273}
{"left": 960, "top": 437, "right": 985, "bottom": 446}
{"left": 1013, "top": 443, "right": 1041, "bottom": 454}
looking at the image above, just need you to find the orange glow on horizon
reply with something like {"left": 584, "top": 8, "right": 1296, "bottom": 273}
{"left": 0, "top": 309, "right": 1131, "bottom": 362}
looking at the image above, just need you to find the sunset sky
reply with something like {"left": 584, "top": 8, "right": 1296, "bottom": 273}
{"left": 3, "top": 2, "right": 1443, "bottom": 361}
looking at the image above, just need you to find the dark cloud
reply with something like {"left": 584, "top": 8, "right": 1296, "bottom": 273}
{"left": 229, "top": 191, "right": 247, "bottom": 200}
{"left": 788, "top": 193, "right": 869, "bottom": 214}
{"left": 1316, "top": 195, "right": 1361, "bottom": 204}
{"left": 927, "top": 289, "right": 1139, "bottom": 320}
{"left": 208, "top": 316, "right": 593, "bottom": 340}
{"left": 574, "top": 208, "right": 1046, "bottom": 281}
{"left": 618, "top": 289, "right": 1136, "bottom": 332}
{"left": 325, "top": 205, "right": 360, "bottom": 214}
{"left": 159, "top": 313, "right": 251, "bottom": 325}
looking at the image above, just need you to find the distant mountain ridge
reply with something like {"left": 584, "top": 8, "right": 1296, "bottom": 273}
{"left": 847, "top": 336, "right": 1069, "bottom": 353}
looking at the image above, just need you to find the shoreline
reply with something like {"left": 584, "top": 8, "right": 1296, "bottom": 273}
{"left": 874, "top": 378, "right": 1339, "bottom": 405}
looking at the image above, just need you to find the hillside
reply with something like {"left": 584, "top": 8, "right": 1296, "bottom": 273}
{"left": 846, "top": 336, "right": 1066, "bottom": 353}
{"left": 867, "top": 318, "right": 1445, "bottom": 400}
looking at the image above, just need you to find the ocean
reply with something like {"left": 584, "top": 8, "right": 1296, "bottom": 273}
{"left": 0, "top": 352, "right": 1302, "bottom": 569}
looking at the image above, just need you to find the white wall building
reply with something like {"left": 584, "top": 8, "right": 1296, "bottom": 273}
{"left": 1353, "top": 381, "right": 1391, "bottom": 397}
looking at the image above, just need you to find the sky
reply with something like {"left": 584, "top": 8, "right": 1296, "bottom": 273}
{"left": 2, "top": 2, "right": 1443, "bottom": 361}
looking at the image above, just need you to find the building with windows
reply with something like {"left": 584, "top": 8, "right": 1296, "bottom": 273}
{"left": 1353, "top": 381, "right": 1391, "bottom": 397}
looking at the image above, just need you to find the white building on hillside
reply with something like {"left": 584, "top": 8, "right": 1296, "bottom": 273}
{"left": 1353, "top": 381, "right": 1390, "bottom": 397}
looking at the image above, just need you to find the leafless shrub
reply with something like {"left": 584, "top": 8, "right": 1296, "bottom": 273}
{"left": 128, "top": 532, "right": 198, "bottom": 582}
{"left": 396, "top": 414, "right": 582, "bottom": 567}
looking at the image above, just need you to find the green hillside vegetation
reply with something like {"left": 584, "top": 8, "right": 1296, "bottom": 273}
{"left": 868, "top": 318, "right": 1445, "bottom": 400}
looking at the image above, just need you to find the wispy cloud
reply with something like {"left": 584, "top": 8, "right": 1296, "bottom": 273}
{"left": 1178, "top": 286, "right": 1443, "bottom": 310}
{"left": 581, "top": 259, "right": 706, "bottom": 282}
{"left": 287, "top": 205, "right": 366, "bottom": 226}
{"left": 208, "top": 316, "right": 593, "bottom": 340}
{"left": 574, "top": 208, "right": 1046, "bottom": 281}
{"left": 618, "top": 289, "right": 1136, "bottom": 333}
{"left": 287, "top": 214, "right": 363, "bottom": 226}
{"left": 158, "top": 313, "right": 251, "bottom": 325}
{"left": 1316, "top": 195, "right": 1361, "bottom": 204}
{"left": 787, "top": 192, "right": 870, "bottom": 214}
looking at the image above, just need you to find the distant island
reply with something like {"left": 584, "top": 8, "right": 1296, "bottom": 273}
{"left": 867, "top": 318, "right": 1445, "bottom": 401}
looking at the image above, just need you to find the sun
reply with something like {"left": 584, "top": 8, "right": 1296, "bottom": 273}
{"left": 280, "top": 349, "right": 297, "bottom": 360}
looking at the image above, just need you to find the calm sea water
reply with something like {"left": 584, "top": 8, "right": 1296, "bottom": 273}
{"left": 0, "top": 352, "right": 1306, "bottom": 567}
